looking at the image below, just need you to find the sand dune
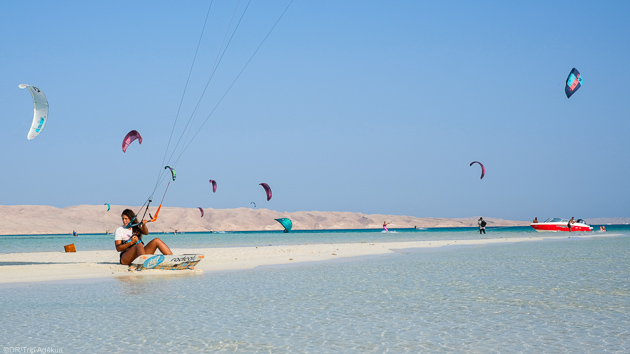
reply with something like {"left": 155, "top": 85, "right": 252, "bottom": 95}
{"left": 0, "top": 205, "right": 530, "bottom": 235}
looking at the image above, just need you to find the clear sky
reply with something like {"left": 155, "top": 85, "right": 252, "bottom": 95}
{"left": 1, "top": 1, "right": 629, "bottom": 221}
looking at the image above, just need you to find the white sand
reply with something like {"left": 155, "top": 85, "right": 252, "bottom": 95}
{"left": 0, "top": 204, "right": 530, "bottom": 235}
{"left": 0, "top": 233, "right": 615, "bottom": 285}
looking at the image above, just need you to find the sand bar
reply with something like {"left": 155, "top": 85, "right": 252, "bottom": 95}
{"left": 0, "top": 233, "right": 616, "bottom": 285}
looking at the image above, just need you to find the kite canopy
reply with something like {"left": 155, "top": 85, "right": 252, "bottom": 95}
{"left": 469, "top": 161, "right": 485, "bottom": 179}
{"left": 565, "top": 68, "right": 583, "bottom": 99}
{"left": 19, "top": 84, "right": 49, "bottom": 141}
{"left": 251, "top": 202, "right": 256, "bottom": 208}
{"left": 198, "top": 207, "right": 204, "bottom": 217}
{"left": 104, "top": 203, "right": 110, "bottom": 211}
{"left": 260, "top": 183, "right": 272, "bottom": 201}
{"left": 275, "top": 218, "right": 292, "bottom": 233}
{"left": 164, "top": 166, "right": 176, "bottom": 181}
{"left": 122, "top": 130, "right": 142, "bottom": 152}
{"left": 209, "top": 179, "right": 217, "bottom": 193}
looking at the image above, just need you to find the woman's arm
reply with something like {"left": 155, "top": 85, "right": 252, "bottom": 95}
{"left": 139, "top": 220, "right": 149, "bottom": 235}
{"left": 115, "top": 237, "right": 139, "bottom": 252}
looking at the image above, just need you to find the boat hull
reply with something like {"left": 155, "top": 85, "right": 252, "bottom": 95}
{"left": 530, "top": 223, "right": 592, "bottom": 232}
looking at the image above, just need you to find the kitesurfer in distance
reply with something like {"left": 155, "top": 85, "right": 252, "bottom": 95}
{"left": 567, "top": 217, "right": 575, "bottom": 232}
{"left": 478, "top": 217, "right": 486, "bottom": 234}
{"left": 383, "top": 221, "right": 390, "bottom": 233}
{"left": 115, "top": 209, "right": 172, "bottom": 266}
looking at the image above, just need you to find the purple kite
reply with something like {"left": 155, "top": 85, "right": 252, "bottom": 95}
{"left": 198, "top": 207, "right": 204, "bottom": 217}
{"left": 122, "top": 130, "right": 142, "bottom": 152}
{"left": 209, "top": 179, "right": 217, "bottom": 193}
{"left": 260, "top": 183, "right": 272, "bottom": 201}
{"left": 469, "top": 161, "right": 485, "bottom": 179}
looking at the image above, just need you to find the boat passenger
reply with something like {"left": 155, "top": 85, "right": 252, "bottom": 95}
{"left": 532, "top": 217, "right": 538, "bottom": 223}
{"left": 115, "top": 209, "right": 172, "bottom": 265}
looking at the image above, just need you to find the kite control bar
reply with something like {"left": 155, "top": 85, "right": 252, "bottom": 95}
{"left": 126, "top": 175, "right": 172, "bottom": 228}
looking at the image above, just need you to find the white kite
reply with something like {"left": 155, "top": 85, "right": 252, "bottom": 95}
{"left": 19, "top": 84, "right": 49, "bottom": 140}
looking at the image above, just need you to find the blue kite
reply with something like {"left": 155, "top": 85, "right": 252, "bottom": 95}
{"left": 565, "top": 68, "right": 583, "bottom": 99}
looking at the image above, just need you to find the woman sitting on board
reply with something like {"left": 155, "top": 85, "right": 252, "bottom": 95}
{"left": 115, "top": 209, "right": 172, "bottom": 265}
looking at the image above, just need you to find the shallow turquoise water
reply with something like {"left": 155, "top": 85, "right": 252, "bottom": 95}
{"left": 0, "top": 231, "right": 628, "bottom": 353}
{"left": 2, "top": 225, "right": 622, "bottom": 254}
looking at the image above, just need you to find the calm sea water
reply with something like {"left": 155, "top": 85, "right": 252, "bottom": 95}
{"left": 1, "top": 225, "right": 626, "bottom": 254}
{"left": 1, "top": 227, "right": 628, "bottom": 353}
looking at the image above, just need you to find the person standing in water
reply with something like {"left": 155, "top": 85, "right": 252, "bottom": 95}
{"left": 478, "top": 217, "right": 486, "bottom": 234}
{"left": 567, "top": 217, "right": 575, "bottom": 232}
{"left": 383, "top": 221, "right": 390, "bottom": 233}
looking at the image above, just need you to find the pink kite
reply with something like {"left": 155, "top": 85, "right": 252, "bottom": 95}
{"left": 469, "top": 161, "right": 485, "bottom": 179}
{"left": 260, "top": 183, "right": 272, "bottom": 201}
{"left": 209, "top": 179, "right": 217, "bottom": 193}
{"left": 198, "top": 207, "right": 204, "bottom": 217}
{"left": 122, "top": 130, "right": 142, "bottom": 152}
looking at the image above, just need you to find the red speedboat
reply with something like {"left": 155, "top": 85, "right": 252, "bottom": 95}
{"left": 530, "top": 218, "right": 592, "bottom": 232}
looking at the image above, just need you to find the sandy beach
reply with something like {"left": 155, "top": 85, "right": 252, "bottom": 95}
{"left": 0, "top": 233, "right": 615, "bottom": 285}
{"left": 1, "top": 204, "right": 621, "bottom": 286}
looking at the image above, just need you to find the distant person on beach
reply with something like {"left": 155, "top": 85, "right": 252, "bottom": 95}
{"left": 532, "top": 217, "right": 538, "bottom": 223}
{"left": 115, "top": 209, "right": 172, "bottom": 266}
{"left": 383, "top": 221, "right": 390, "bottom": 233}
{"left": 478, "top": 217, "right": 486, "bottom": 234}
{"left": 567, "top": 217, "right": 575, "bottom": 232}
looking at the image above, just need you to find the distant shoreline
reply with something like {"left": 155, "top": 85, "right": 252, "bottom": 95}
{"left": 0, "top": 225, "right": 532, "bottom": 237}
{"left": 0, "top": 204, "right": 626, "bottom": 235}
{"left": 1, "top": 224, "right": 624, "bottom": 238}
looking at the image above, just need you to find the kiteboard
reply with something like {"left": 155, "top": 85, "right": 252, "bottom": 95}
{"left": 131, "top": 254, "right": 204, "bottom": 271}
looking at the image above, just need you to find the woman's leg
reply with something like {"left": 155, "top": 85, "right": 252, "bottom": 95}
{"left": 120, "top": 243, "right": 146, "bottom": 265}
{"left": 143, "top": 238, "right": 173, "bottom": 255}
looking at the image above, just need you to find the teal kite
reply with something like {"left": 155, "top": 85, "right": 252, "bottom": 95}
{"left": 275, "top": 218, "right": 292, "bottom": 233}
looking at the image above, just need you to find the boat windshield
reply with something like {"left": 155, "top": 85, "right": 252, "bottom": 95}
{"left": 544, "top": 218, "right": 568, "bottom": 223}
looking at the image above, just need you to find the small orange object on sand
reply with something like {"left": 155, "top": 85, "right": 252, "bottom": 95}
{"left": 64, "top": 244, "right": 76, "bottom": 253}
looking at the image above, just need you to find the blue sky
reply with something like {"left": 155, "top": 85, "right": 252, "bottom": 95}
{"left": 1, "top": 1, "right": 629, "bottom": 221}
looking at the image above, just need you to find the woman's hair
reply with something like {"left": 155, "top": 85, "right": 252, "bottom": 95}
{"left": 121, "top": 209, "right": 136, "bottom": 221}
{"left": 121, "top": 209, "right": 144, "bottom": 238}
